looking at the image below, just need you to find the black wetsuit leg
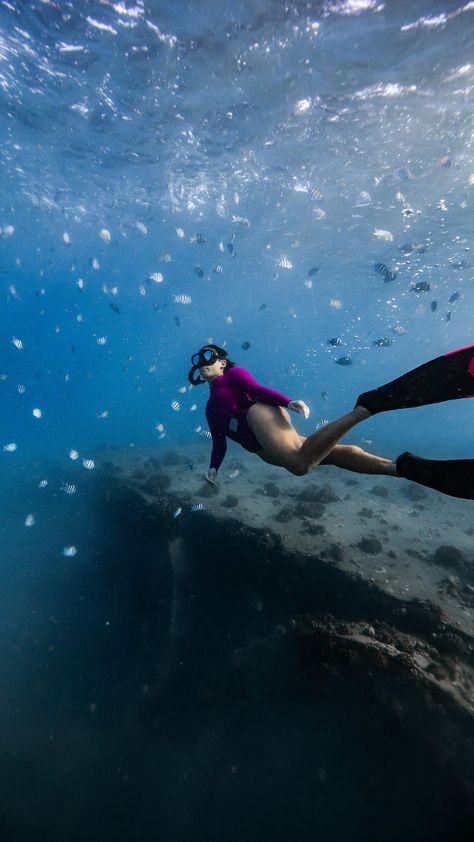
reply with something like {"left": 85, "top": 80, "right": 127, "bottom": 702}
{"left": 396, "top": 452, "right": 474, "bottom": 500}
{"left": 356, "top": 345, "right": 474, "bottom": 415}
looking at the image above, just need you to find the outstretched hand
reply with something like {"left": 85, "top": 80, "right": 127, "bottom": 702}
{"left": 288, "top": 400, "right": 310, "bottom": 420}
{"left": 205, "top": 468, "right": 218, "bottom": 486}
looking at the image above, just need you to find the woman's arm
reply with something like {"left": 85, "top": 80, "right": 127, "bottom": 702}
{"left": 209, "top": 429, "right": 227, "bottom": 472}
{"left": 226, "top": 367, "right": 292, "bottom": 407}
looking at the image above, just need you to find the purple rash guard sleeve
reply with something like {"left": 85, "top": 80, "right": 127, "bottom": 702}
{"left": 209, "top": 429, "right": 227, "bottom": 473}
{"left": 226, "top": 368, "right": 293, "bottom": 407}
{"left": 207, "top": 368, "right": 293, "bottom": 473}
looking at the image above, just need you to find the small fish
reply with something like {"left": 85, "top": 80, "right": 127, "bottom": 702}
{"left": 446, "top": 311, "right": 452, "bottom": 323}
{"left": 329, "top": 298, "right": 342, "bottom": 310}
{"left": 82, "top": 459, "right": 95, "bottom": 470}
{"left": 356, "top": 191, "right": 372, "bottom": 205}
{"left": 171, "top": 401, "right": 180, "bottom": 411}
{"left": 308, "top": 187, "right": 323, "bottom": 201}
{"left": 394, "top": 167, "right": 410, "bottom": 180}
{"left": 12, "top": 337, "right": 23, "bottom": 349}
{"left": 136, "top": 222, "right": 148, "bottom": 234}
{"left": 176, "top": 227, "right": 185, "bottom": 239}
{"left": 308, "top": 266, "right": 319, "bottom": 276}
{"left": 194, "top": 267, "right": 204, "bottom": 278}
{"left": 232, "top": 215, "right": 250, "bottom": 227}
{"left": 391, "top": 325, "right": 407, "bottom": 336}
{"left": 198, "top": 430, "right": 212, "bottom": 439}
{"left": 3, "top": 442, "right": 17, "bottom": 452}
{"left": 100, "top": 228, "right": 111, "bottom": 242}
{"left": 327, "top": 337, "right": 342, "bottom": 347}
{"left": 192, "top": 233, "right": 206, "bottom": 244}
{"left": 63, "top": 546, "right": 77, "bottom": 557}
{"left": 25, "top": 514, "right": 35, "bottom": 527}
{"left": 32, "top": 408, "right": 42, "bottom": 418}
{"left": 90, "top": 257, "right": 100, "bottom": 270}
{"left": 61, "top": 483, "right": 77, "bottom": 495}
{"left": 38, "top": 480, "right": 48, "bottom": 488}
{"left": 449, "top": 292, "right": 461, "bottom": 303}
{"left": 161, "top": 254, "right": 173, "bottom": 263}
{"left": 109, "top": 302, "right": 121, "bottom": 313}
{"left": 372, "top": 337, "right": 393, "bottom": 347}
{"left": 373, "top": 228, "right": 394, "bottom": 242}
{"left": 96, "top": 336, "right": 107, "bottom": 345}
{"left": 174, "top": 316, "right": 181, "bottom": 328}
{"left": 431, "top": 300, "right": 438, "bottom": 312}
{"left": 69, "top": 449, "right": 79, "bottom": 460}
{"left": 241, "top": 341, "right": 250, "bottom": 350}
{"left": 149, "top": 272, "right": 164, "bottom": 283}
{"left": 321, "top": 391, "right": 328, "bottom": 400}
{"left": 313, "top": 207, "right": 326, "bottom": 220}
{"left": 218, "top": 240, "right": 225, "bottom": 253}
{"left": 212, "top": 265, "right": 223, "bottom": 273}
{"left": 373, "top": 261, "right": 389, "bottom": 276}
{"left": 277, "top": 256, "right": 293, "bottom": 269}
{"left": 229, "top": 469, "right": 240, "bottom": 479}
{"left": 399, "top": 243, "right": 426, "bottom": 255}
{"left": 185, "top": 460, "right": 193, "bottom": 471}
{"left": 227, "top": 243, "right": 235, "bottom": 256}
{"left": 174, "top": 295, "right": 192, "bottom": 304}
{"left": 335, "top": 357, "right": 352, "bottom": 366}
{"left": 373, "top": 263, "right": 398, "bottom": 282}
{"left": 191, "top": 503, "right": 205, "bottom": 512}
{"left": 173, "top": 507, "right": 182, "bottom": 518}
{"left": 411, "top": 281, "right": 430, "bottom": 293}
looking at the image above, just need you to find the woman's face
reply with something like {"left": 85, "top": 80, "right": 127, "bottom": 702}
{"left": 199, "top": 356, "right": 227, "bottom": 381}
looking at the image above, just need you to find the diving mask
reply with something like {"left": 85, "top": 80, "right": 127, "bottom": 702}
{"left": 191, "top": 347, "right": 219, "bottom": 367}
{"left": 188, "top": 346, "right": 224, "bottom": 385}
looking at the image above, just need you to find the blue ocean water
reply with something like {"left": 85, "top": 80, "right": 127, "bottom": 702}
{"left": 0, "top": 2, "right": 473, "bottom": 840}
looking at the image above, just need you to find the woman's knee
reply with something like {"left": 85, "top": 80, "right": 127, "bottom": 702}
{"left": 287, "top": 454, "right": 310, "bottom": 476}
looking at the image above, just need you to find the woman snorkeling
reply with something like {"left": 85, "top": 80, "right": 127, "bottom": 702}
{"left": 188, "top": 344, "right": 474, "bottom": 500}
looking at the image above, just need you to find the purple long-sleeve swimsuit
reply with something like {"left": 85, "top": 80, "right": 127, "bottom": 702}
{"left": 205, "top": 367, "right": 293, "bottom": 472}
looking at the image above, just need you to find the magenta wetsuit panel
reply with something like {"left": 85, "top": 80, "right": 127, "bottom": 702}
{"left": 205, "top": 367, "right": 293, "bottom": 472}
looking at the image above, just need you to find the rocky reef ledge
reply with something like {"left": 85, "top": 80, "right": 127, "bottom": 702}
{"left": 96, "top": 442, "right": 474, "bottom": 799}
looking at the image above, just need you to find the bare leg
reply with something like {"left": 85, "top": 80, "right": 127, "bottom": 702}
{"left": 321, "top": 444, "right": 397, "bottom": 476}
{"left": 299, "top": 406, "right": 371, "bottom": 471}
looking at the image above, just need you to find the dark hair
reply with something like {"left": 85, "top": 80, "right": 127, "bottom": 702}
{"left": 206, "top": 345, "right": 236, "bottom": 370}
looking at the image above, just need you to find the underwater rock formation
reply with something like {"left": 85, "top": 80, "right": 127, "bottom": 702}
{"left": 94, "top": 444, "right": 474, "bottom": 803}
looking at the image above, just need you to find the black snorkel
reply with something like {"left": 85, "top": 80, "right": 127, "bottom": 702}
{"left": 187, "top": 345, "right": 228, "bottom": 386}
{"left": 187, "top": 363, "right": 206, "bottom": 386}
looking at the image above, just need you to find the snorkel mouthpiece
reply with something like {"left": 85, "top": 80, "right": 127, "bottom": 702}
{"left": 187, "top": 364, "right": 205, "bottom": 386}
